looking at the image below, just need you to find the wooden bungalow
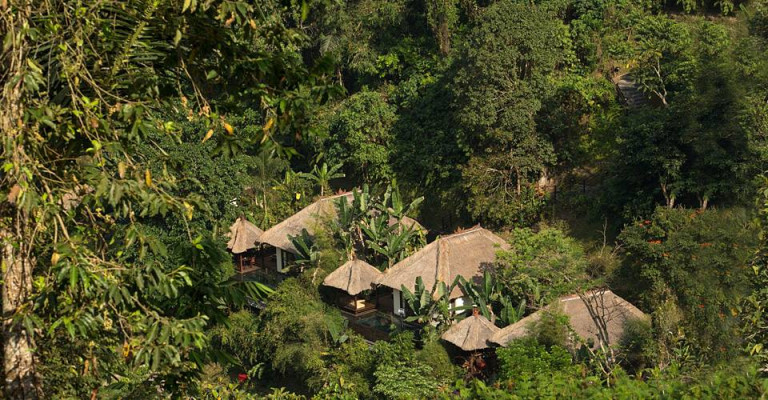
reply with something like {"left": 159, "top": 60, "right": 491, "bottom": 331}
{"left": 258, "top": 192, "right": 355, "bottom": 272}
{"left": 490, "top": 289, "right": 647, "bottom": 350}
{"left": 257, "top": 191, "right": 425, "bottom": 274}
{"left": 376, "top": 226, "right": 510, "bottom": 316}
{"left": 322, "top": 259, "right": 382, "bottom": 315}
{"left": 226, "top": 217, "right": 264, "bottom": 274}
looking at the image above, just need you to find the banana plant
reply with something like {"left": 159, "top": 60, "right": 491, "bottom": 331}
{"left": 498, "top": 296, "right": 526, "bottom": 326}
{"left": 400, "top": 276, "right": 457, "bottom": 328}
{"left": 290, "top": 229, "right": 317, "bottom": 271}
{"left": 298, "top": 162, "right": 345, "bottom": 196}
{"left": 458, "top": 271, "right": 527, "bottom": 327}
{"left": 381, "top": 183, "right": 424, "bottom": 221}
{"left": 368, "top": 226, "right": 419, "bottom": 269}
{"left": 325, "top": 315, "right": 349, "bottom": 346}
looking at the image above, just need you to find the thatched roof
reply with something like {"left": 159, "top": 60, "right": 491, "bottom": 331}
{"left": 259, "top": 193, "right": 354, "bottom": 253}
{"left": 490, "top": 289, "right": 647, "bottom": 348}
{"left": 441, "top": 310, "right": 500, "bottom": 351}
{"left": 377, "top": 226, "right": 509, "bottom": 300}
{"left": 259, "top": 191, "right": 427, "bottom": 254}
{"left": 388, "top": 215, "right": 427, "bottom": 234}
{"left": 322, "top": 259, "right": 382, "bottom": 296}
{"left": 226, "top": 217, "right": 264, "bottom": 254}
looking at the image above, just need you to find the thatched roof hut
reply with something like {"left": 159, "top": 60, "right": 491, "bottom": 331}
{"left": 322, "top": 259, "right": 383, "bottom": 296}
{"left": 259, "top": 193, "right": 354, "bottom": 254}
{"left": 490, "top": 289, "right": 647, "bottom": 348}
{"left": 259, "top": 191, "right": 426, "bottom": 254}
{"left": 377, "top": 226, "right": 509, "bottom": 300}
{"left": 441, "top": 309, "right": 500, "bottom": 351}
{"left": 226, "top": 217, "right": 264, "bottom": 254}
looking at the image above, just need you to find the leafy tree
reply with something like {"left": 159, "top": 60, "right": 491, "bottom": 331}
{"left": 496, "top": 338, "right": 574, "bottom": 382}
{"left": 0, "top": 0, "right": 333, "bottom": 397}
{"left": 426, "top": 0, "right": 459, "bottom": 55}
{"left": 327, "top": 184, "right": 424, "bottom": 269}
{"left": 617, "top": 207, "right": 757, "bottom": 360}
{"left": 495, "top": 226, "right": 591, "bottom": 307}
{"left": 323, "top": 89, "right": 397, "bottom": 184}
{"left": 743, "top": 181, "right": 768, "bottom": 373}
{"left": 454, "top": 0, "right": 565, "bottom": 228}
{"left": 457, "top": 270, "right": 526, "bottom": 327}
{"left": 373, "top": 362, "right": 438, "bottom": 400}
{"left": 630, "top": 15, "right": 694, "bottom": 107}
{"left": 400, "top": 276, "right": 455, "bottom": 330}
{"left": 254, "top": 277, "right": 347, "bottom": 390}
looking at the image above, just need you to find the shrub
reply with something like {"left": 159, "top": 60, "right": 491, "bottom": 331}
{"left": 496, "top": 338, "right": 573, "bottom": 381}
{"left": 415, "top": 341, "right": 462, "bottom": 388}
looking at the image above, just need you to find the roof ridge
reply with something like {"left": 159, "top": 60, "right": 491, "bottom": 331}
{"left": 440, "top": 225, "right": 484, "bottom": 240}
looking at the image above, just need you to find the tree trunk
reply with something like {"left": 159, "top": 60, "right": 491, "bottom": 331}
{"left": 2, "top": 223, "right": 41, "bottom": 400}
{"left": 2, "top": 3, "right": 41, "bottom": 398}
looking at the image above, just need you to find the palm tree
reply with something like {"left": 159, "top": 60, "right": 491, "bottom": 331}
{"left": 253, "top": 145, "right": 285, "bottom": 226}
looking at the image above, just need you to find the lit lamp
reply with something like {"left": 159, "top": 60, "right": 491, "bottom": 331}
{"left": 396, "top": 307, "right": 405, "bottom": 330}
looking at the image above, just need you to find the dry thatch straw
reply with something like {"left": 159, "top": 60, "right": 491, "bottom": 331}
{"left": 259, "top": 191, "right": 426, "bottom": 254}
{"left": 441, "top": 310, "right": 501, "bottom": 351}
{"left": 226, "top": 217, "right": 264, "bottom": 254}
{"left": 490, "top": 289, "right": 647, "bottom": 348}
{"left": 322, "top": 259, "right": 383, "bottom": 296}
{"left": 377, "top": 226, "right": 509, "bottom": 300}
{"left": 259, "top": 192, "right": 354, "bottom": 254}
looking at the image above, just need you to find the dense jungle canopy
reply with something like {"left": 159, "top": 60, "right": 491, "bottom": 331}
{"left": 1, "top": 0, "right": 768, "bottom": 398}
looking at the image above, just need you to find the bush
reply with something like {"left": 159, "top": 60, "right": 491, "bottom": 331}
{"left": 415, "top": 341, "right": 462, "bottom": 388}
{"left": 496, "top": 338, "right": 574, "bottom": 382}
{"left": 529, "top": 309, "right": 571, "bottom": 349}
{"left": 209, "top": 310, "right": 262, "bottom": 371}
{"left": 617, "top": 207, "right": 757, "bottom": 360}
{"left": 373, "top": 362, "right": 438, "bottom": 400}
{"left": 255, "top": 278, "right": 347, "bottom": 389}
{"left": 619, "top": 317, "right": 656, "bottom": 372}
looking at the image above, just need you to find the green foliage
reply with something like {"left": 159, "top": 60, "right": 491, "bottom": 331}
{"left": 529, "top": 309, "right": 573, "bottom": 349}
{"left": 630, "top": 14, "right": 694, "bottom": 106}
{"left": 298, "top": 162, "right": 346, "bottom": 196}
{"left": 457, "top": 270, "right": 526, "bottom": 327}
{"left": 426, "top": 0, "right": 459, "bottom": 54}
{"left": 319, "top": 335, "right": 375, "bottom": 399}
{"left": 373, "top": 362, "right": 439, "bottom": 400}
{"left": 326, "top": 184, "right": 425, "bottom": 270}
{"left": 455, "top": 0, "right": 565, "bottom": 228}
{"left": 209, "top": 311, "right": 262, "bottom": 372}
{"left": 743, "top": 180, "right": 768, "bottom": 373}
{"left": 496, "top": 226, "right": 591, "bottom": 306}
{"left": 607, "top": 18, "right": 755, "bottom": 217}
{"left": 401, "top": 276, "right": 455, "bottom": 331}
{"left": 448, "top": 359, "right": 768, "bottom": 399}
{"left": 415, "top": 341, "right": 462, "bottom": 387}
{"left": 497, "top": 338, "right": 574, "bottom": 381}
{"left": 323, "top": 90, "right": 397, "bottom": 184}
{"left": 617, "top": 207, "right": 757, "bottom": 359}
{"left": 254, "top": 278, "right": 347, "bottom": 388}
{"left": 619, "top": 317, "right": 657, "bottom": 371}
